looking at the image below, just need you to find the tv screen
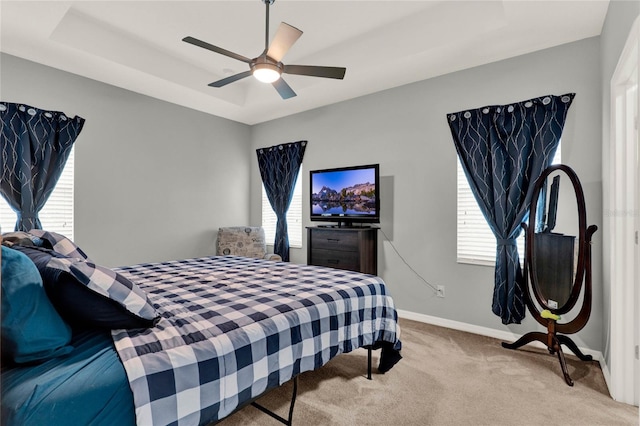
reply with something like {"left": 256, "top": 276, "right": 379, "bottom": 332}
{"left": 310, "top": 164, "right": 380, "bottom": 226}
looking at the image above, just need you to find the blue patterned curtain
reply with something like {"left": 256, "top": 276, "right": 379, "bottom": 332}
{"left": 256, "top": 141, "right": 307, "bottom": 262}
{"left": 447, "top": 94, "right": 574, "bottom": 324}
{"left": 0, "top": 102, "right": 85, "bottom": 231}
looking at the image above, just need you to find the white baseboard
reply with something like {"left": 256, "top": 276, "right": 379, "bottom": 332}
{"left": 397, "top": 309, "right": 611, "bottom": 396}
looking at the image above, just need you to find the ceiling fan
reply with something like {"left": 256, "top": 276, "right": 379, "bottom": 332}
{"left": 183, "top": 0, "right": 346, "bottom": 100}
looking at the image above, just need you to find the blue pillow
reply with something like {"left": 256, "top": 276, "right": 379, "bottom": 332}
{"left": 13, "top": 245, "right": 159, "bottom": 330}
{"left": 1, "top": 246, "right": 73, "bottom": 364}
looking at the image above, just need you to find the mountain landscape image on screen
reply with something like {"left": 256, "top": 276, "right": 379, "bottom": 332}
{"left": 311, "top": 181, "right": 376, "bottom": 216}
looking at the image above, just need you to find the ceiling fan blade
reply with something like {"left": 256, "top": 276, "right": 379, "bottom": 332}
{"left": 284, "top": 65, "right": 346, "bottom": 80}
{"left": 272, "top": 78, "right": 296, "bottom": 99}
{"left": 183, "top": 36, "right": 252, "bottom": 64}
{"left": 267, "top": 22, "right": 303, "bottom": 62}
{"left": 208, "top": 70, "right": 253, "bottom": 88}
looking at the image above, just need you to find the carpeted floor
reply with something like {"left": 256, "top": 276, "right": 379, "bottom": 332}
{"left": 218, "top": 318, "right": 638, "bottom": 425}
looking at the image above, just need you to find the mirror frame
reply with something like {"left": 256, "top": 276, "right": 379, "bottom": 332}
{"left": 526, "top": 164, "right": 587, "bottom": 315}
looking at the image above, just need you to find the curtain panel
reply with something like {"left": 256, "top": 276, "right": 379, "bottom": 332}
{"left": 0, "top": 102, "right": 85, "bottom": 231}
{"left": 447, "top": 94, "right": 574, "bottom": 324}
{"left": 256, "top": 141, "right": 307, "bottom": 262}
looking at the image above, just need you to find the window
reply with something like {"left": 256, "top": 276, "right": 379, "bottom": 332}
{"left": 0, "top": 148, "right": 75, "bottom": 239}
{"left": 457, "top": 145, "right": 561, "bottom": 265}
{"left": 261, "top": 168, "right": 303, "bottom": 248}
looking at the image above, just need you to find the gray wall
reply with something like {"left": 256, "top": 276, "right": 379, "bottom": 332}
{"left": 599, "top": 0, "right": 640, "bottom": 365}
{"left": 250, "top": 37, "right": 604, "bottom": 351}
{"left": 0, "top": 53, "right": 252, "bottom": 267}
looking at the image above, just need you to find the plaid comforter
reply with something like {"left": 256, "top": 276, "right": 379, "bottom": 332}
{"left": 112, "top": 256, "right": 401, "bottom": 426}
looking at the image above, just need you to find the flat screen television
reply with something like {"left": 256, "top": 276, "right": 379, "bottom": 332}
{"left": 310, "top": 163, "right": 380, "bottom": 227}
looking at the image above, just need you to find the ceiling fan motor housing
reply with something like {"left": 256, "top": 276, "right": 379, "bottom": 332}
{"left": 251, "top": 56, "right": 283, "bottom": 73}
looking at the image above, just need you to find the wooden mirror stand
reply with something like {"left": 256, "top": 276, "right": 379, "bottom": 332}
{"left": 502, "top": 165, "right": 598, "bottom": 386}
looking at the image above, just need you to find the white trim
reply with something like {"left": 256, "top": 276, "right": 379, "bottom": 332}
{"left": 397, "top": 309, "right": 607, "bottom": 387}
{"left": 607, "top": 14, "right": 639, "bottom": 406}
{"left": 398, "top": 309, "right": 521, "bottom": 343}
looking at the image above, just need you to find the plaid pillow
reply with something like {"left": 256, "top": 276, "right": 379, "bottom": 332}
{"left": 28, "top": 229, "right": 91, "bottom": 261}
{"left": 46, "top": 256, "right": 158, "bottom": 323}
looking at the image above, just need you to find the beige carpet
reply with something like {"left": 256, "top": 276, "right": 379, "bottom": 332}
{"left": 218, "top": 318, "right": 638, "bottom": 425}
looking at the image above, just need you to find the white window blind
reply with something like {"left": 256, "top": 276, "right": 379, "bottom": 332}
{"left": 0, "top": 148, "right": 74, "bottom": 239}
{"left": 262, "top": 168, "right": 302, "bottom": 249}
{"left": 457, "top": 145, "right": 561, "bottom": 265}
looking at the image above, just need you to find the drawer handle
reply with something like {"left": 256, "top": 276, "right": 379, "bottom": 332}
{"left": 326, "top": 238, "right": 340, "bottom": 243}
{"left": 327, "top": 259, "right": 340, "bottom": 264}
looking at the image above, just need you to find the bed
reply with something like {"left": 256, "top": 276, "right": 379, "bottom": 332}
{"left": 1, "top": 231, "right": 401, "bottom": 426}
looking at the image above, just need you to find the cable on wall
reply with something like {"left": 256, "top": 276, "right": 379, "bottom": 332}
{"left": 378, "top": 227, "right": 439, "bottom": 295}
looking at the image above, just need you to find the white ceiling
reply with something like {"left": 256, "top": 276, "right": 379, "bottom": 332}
{"left": 0, "top": 0, "right": 609, "bottom": 125}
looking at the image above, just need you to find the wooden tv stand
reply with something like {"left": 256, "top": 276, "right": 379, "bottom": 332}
{"left": 307, "top": 226, "right": 378, "bottom": 275}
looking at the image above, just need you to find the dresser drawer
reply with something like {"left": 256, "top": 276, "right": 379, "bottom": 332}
{"left": 307, "top": 227, "right": 378, "bottom": 275}
{"left": 309, "top": 230, "right": 359, "bottom": 251}
{"left": 310, "top": 248, "right": 359, "bottom": 271}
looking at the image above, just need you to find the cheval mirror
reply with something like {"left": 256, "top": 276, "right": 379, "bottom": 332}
{"left": 502, "top": 164, "right": 598, "bottom": 386}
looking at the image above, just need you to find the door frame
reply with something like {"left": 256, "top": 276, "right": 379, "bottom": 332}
{"left": 607, "top": 15, "right": 639, "bottom": 406}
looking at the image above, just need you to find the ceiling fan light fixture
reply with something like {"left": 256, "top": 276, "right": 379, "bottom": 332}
{"left": 253, "top": 63, "right": 281, "bottom": 83}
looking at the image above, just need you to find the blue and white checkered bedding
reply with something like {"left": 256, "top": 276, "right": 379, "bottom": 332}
{"left": 111, "top": 256, "right": 401, "bottom": 426}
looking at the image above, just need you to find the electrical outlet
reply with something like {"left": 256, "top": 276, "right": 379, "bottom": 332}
{"left": 436, "top": 285, "right": 445, "bottom": 298}
{"left": 635, "top": 345, "right": 639, "bottom": 360}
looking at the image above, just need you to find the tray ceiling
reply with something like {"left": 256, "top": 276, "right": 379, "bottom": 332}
{"left": 0, "top": 1, "right": 609, "bottom": 125}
